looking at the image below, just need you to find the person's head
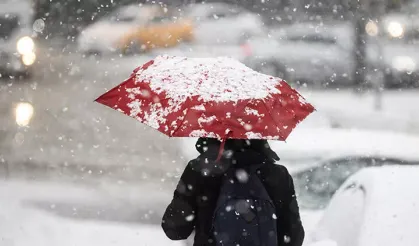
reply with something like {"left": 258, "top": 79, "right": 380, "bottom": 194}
{"left": 192, "top": 138, "right": 279, "bottom": 176}
{"left": 195, "top": 138, "right": 279, "bottom": 161}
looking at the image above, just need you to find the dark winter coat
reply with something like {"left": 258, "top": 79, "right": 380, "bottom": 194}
{"left": 162, "top": 138, "right": 305, "bottom": 246}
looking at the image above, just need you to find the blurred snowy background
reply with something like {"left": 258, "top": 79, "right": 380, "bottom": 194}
{"left": 0, "top": 0, "right": 419, "bottom": 245}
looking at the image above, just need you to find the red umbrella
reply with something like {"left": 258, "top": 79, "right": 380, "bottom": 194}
{"left": 95, "top": 55, "right": 314, "bottom": 153}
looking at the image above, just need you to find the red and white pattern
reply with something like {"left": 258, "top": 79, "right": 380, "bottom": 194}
{"left": 95, "top": 55, "right": 315, "bottom": 140}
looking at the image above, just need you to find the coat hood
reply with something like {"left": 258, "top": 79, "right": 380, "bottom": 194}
{"left": 191, "top": 138, "right": 279, "bottom": 177}
{"left": 195, "top": 138, "right": 280, "bottom": 162}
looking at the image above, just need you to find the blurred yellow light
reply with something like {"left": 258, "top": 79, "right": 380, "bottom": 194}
{"left": 17, "top": 36, "right": 35, "bottom": 55}
{"left": 15, "top": 102, "right": 34, "bottom": 127}
{"left": 365, "top": 20, "right": 379, "bottom": 36}
{"left": 22, "top": 52, "right": 36, "bottom": 66}
{"left": 387, "top": 22, "right": 404, "bottom": 38}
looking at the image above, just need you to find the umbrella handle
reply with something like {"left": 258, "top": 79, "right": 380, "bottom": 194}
{"left": 215, "top": 130, "right": 232, "bottom": 162}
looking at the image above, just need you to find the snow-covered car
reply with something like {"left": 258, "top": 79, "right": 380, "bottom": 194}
{"left": 242, "top": 22, "right": 356, "bottom": 87}
{"left": 269, "top": 128, "right": 419, "bottom": 209}
{"left": 0, "top": 0, "right": 37, "bottom": 78}
{"left": 117, "top": 15, "right": 193, "bottom": 54}
{"left": 292, "top": 155, "right": 418, "bottom": 211}
{"left": 77, "top": 4, "right": 193, "bottom": 55}
{"left": 305, "top": 166, "right": 419, "bottom": 246}
{"left": 181, "top": 2, "right": 267, "bottom": 45}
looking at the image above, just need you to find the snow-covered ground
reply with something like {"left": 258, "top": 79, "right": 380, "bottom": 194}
{"left": 0, "top": 180, "right": 183, "bottom": 246}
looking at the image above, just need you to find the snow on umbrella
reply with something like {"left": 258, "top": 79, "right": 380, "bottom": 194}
{"left": 95, "top": 55, "right": 314, "bottom": 142}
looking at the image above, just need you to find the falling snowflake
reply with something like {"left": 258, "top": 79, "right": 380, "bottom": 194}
{"left": 185, "top": 214, "right": 195, "bottom": 221}
{"left": 236, "top": 169, "right": 249, "bottom": 183}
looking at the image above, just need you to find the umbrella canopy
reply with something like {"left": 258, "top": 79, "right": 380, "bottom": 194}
{"left": 95, "top": 55, "right": 315, "bottom": 141}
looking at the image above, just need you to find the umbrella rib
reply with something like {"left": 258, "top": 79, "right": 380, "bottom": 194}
{"left": 170, "top": 107, "right": 191, "bottom": 138}
{"left": 261, "top": 99, "right": 286, "bottom": 140}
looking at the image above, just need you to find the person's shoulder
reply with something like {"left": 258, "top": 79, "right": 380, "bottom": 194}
{"left": 263, "top": 162, "right": 291, "bottom": 175}
{"left": 186, "top": 156, "right": 229, "bottom": 178}
{"left": 259, "top": 162, "right": 291, "bottom": 183}
{"left": 258, "top": 162, "right": 293, "bottom": 189}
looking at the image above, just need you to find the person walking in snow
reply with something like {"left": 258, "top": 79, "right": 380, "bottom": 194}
{"left": 162, "top": 138, "right": 305, "bottom": 246}
{"left": 95, "top": 55, "right": 312, "bottom": 246}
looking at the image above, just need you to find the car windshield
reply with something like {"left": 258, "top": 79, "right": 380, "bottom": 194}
{"left": 149, "top": 16, "right": 172, "bottom": 24}
{"left": 285, "top": 34, "right": 337, "bottom": 44}
{"left": 103, "top": 5, "right": 143, "bottom": 23}
{"left": 0, "top": 13, "right": 19, "bottom": 39}
{"left": 293, "top": 157, "right": 417, "bottom": 210}
{"left": 274, "top": 25, "right": 346, "bottom": 45}
{"left": 107, "top": 12, "right": 136, "bottom": 23}
{"left": 183, "top": 4, "right": 241, "bottom": 19}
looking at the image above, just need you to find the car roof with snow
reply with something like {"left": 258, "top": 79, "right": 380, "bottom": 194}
{"left": 338, "top": 166, "right": 419, "bottom": 246}
{"left": 346, "top": 165, "right": 419, "bottom": 194}
{"left": 100, "top": 4, "right": 164, "bottom": 23}
{"left": 271, "top": 22, "right": 353, "bottom": 40}
{"left": 183, "top": 3, "right": 245, "bottom": 18}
